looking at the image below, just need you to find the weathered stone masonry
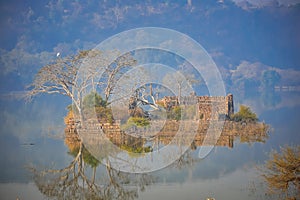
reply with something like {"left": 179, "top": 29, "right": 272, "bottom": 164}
{"left": 160, "top": 94, "right": 234, "bottom": 120}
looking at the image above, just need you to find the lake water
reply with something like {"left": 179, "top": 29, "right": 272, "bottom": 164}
{"left": 0, "top": 92, "right": 299, "bottom": 200}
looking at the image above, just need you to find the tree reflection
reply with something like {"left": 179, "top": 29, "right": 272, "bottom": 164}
{"left": 29, "top": 131, "right": 155, "bottom": 200}
{"left": 29, "top": 119, "right": 269, "bottom": 199}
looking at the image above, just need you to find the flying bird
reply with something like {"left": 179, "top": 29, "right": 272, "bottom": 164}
{"left": 56, "top": 52, "right": 60, "bottom": 57}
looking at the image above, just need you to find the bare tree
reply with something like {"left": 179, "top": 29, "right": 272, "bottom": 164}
{"left": 162, "top": 70, "right": 198, "bottom": 105}
{"left": 26, "top": 49, "right": 136, "bottom": 124}
{"left": 100, "top": 52, "right": 137, "bottom": 102}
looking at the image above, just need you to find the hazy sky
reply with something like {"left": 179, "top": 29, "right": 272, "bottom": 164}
{"left": 0, "top": 0, "right": 299, "bottom": 94}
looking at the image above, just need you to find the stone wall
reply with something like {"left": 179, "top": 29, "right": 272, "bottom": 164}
{"left": 197, "top": 94, "right": 234, "bottom": 120}
{"left": 160, "top": 94, "right": 234, "bottom": 120}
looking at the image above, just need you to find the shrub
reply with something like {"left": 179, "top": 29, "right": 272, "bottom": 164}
{"left": 121, "top": 117, "right": 150, "bottom": 130}
{"left": 128, "top": 117, "right": 150, "bottom": 127}
{"left": 231, "top": 105, "right": 258, "bottom": 123}
{"left": 260, "top": 145, "right": 300, "bottom": 199}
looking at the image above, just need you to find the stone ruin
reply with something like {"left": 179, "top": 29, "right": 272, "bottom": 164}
{"left": 157, "top": 93, "right": 234, "bottom": 121}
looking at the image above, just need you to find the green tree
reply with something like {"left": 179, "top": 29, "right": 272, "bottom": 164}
{"left": 231, "top": 105, "right": 258, "bottom": 123}
{"left": 83, "top": 92, "right": 107, "bottom": 109}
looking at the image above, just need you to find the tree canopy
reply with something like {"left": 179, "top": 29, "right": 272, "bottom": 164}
{"left": 83, "top": 91, "right": 107, "bottom": 109}
{"left": 231, "top": 105, "right": 258, "bottom": 123}
{"left": 26, "top": 49, "right": 136, "bottom": 124}
{"left": 260, "top": 146, "right": 300, "bottom": 199}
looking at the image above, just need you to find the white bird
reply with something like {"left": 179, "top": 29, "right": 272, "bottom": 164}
{"left": 56, "top": 52, "right": 60, "bottom": 57}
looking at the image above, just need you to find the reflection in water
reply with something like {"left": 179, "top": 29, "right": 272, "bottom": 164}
{"left": 92, "top": 119, "right": 268, "bottom": 151}
{"left": 29, "top": 120, "right": 269, "bottom": 199}
{"left": 30, "top": 137, "right": 154, "bottom": 200}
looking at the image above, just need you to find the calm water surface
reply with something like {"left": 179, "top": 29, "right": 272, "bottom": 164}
{"left": 0, "top": 93, "right": 299, "bottom": 200}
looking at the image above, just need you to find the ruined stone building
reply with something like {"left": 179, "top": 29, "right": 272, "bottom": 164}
{"left": 159, "top": 93, "right": 234, "bottom": 120}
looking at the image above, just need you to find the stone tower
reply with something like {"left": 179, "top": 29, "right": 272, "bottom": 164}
{"left": 226, "top": 93, "right": 234, "bottom": 116}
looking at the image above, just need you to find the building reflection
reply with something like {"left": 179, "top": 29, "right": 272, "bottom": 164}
{"left": 29, "top": 120, "right": 268, "bottom": 200}
{"left": 72, "top": 119, "right": 269, "bottom": 151}
{"left": 155, "top": 121, "right": 268, "bottom": 149}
